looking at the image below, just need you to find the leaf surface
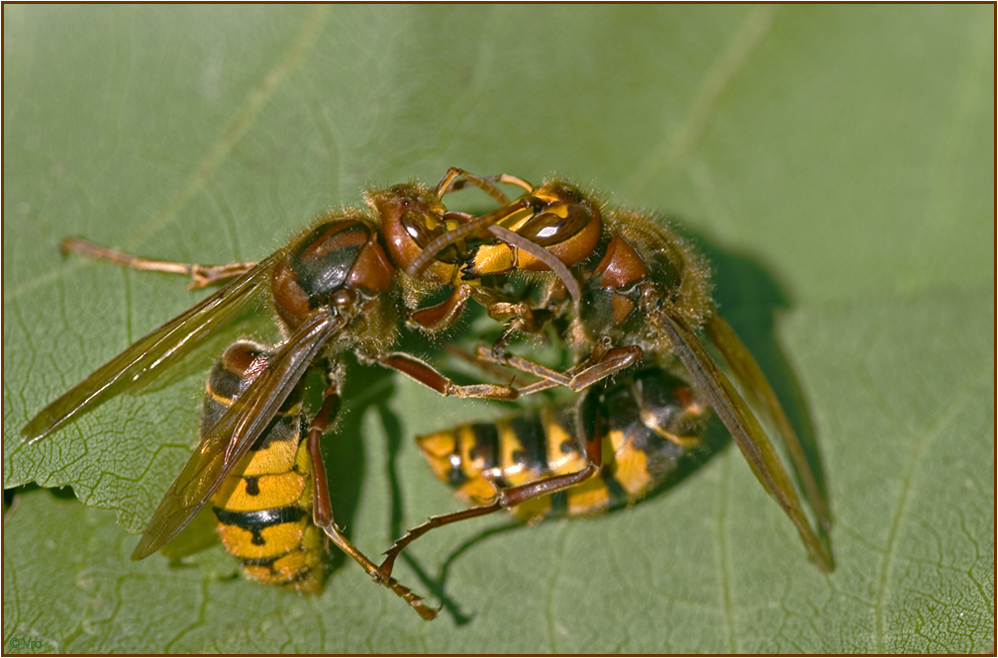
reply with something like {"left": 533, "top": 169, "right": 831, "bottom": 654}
{"left": 4, "top": 5, "right": 993, "bottom": 653}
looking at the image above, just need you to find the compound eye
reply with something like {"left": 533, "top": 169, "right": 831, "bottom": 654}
{"left": 401, "top": 211, "right": 439, "bottom": 244}
{"left": 517, "top": 204, "right": 592, "bottom": 247}
{"left": 400, "top": 210, "right": 462, "bottom": 264}
{"left": 331, "top": 288, "right": 355, "bottom": 307}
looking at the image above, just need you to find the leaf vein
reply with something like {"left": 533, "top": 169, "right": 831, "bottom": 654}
{"left": 127, "top": 6, "right": 330, "bottom": 248}
{"left": 715, "top": 453, "right": 737, "bottom": 652}
{"left": 873, "top": 367, "right": 991, "bottom": 651}
{"left": 627, "top": 5, "right": 778, "bottom": 197}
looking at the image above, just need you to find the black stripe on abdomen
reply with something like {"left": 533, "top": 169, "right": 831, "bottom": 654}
{"left": 213, "top": 505, "right": 306, "bottom": 546}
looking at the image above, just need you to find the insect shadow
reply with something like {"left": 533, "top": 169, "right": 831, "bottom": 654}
{"left": 685, "top": 221, "right": 830, "bottom": 513}
{"left": 374, "top": 223, "right": 829, "bottom": 625}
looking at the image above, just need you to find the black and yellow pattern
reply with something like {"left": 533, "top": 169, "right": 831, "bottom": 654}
{"left": 416, "top": 367, "right": 711, "bottom": 520}
{"left": 205, "top": 340, "right": 325, "bottom": 592}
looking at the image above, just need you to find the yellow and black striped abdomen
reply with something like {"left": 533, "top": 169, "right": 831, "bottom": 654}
{"left": 416, "top": 368, "right": 711, "bottom": 520}
{"left": 205, "top": 340, "right": 325, "bottom": 592}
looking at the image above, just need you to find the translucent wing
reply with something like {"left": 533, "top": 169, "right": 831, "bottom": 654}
{"left": 654, "top": 311, "right": 834, "bottom": 572}
{"left": 20, "top": 251, "right": 284, "bottom": 444}
{"left": 705, "top": 313, "right": 832, "bottom": 533}
{"left": 131, "top": 310, "right": 345, "bottom": 559}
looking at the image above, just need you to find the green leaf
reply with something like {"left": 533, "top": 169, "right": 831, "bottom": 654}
{"left": 4, "top": 5, "right": 993, "bottom": 653}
